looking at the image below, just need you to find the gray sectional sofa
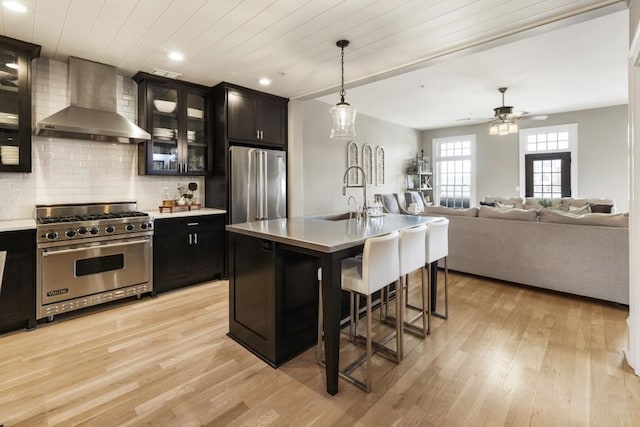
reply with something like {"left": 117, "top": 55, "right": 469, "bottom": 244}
{"left": 377, "top": 192, "right": 629, "bottom": 304}
{"left": 420, "top": 202, "right": 629, "bottom": 305}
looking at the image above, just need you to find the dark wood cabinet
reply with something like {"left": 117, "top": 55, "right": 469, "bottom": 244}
{"left": 0, "top": 36, "right": 40, "bottom": 173}
{"left": 205, "top": 83, "right": 288, "bottom": 211}
{"left": 226, "top": 86, "right": 287, "bottom": 147}
{"left": 228, "top": 233, "right": 318, "bottom": 367}
{"left": 153, "top": 215, "right": 224, "bottom": 293}
{"left": 0, "top": 229, "right": 35, "bottom": 333}
{"left": 134, "top": 72, "right": 211, "bottom": 176}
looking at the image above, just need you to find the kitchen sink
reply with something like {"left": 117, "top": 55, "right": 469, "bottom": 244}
{"left": 312, "top": 212, "right": 355, "bottom": 221}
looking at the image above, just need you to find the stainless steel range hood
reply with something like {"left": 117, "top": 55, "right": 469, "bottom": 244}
{"left": 35, "top": 57, "right": 150, "bottom": 143}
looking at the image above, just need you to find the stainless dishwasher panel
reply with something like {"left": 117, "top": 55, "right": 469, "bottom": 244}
{"left": 40, "top": 237, "right": 150, "bottom": 304}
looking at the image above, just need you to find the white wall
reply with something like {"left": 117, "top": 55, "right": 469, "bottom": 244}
{"left": 421, "top": 104, "right": 629, "bottom": 212}
{"left": 300, "top": 99, "right": 420, "bottom": 216}
{"left": 0, "top": 58, "right": 203, "bottom": 220}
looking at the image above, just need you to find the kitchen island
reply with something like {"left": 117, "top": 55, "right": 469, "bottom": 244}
{"left": 226, "top": 213, "right": 445, "bottom": 395}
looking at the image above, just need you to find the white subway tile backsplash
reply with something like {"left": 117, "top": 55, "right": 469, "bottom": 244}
{"left": 0, "top": 58, "right": 205, "bottom": 220}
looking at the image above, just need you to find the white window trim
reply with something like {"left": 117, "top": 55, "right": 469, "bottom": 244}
{"left": 518, "top": 123, "right": 578, "bottom": 198}
{"left": 432, "top": 134, "right": 476, "bottom": 207}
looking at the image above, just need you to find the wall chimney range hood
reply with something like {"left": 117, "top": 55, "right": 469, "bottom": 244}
{"left": 35, "top": 57, "right": 150, "bottom": 143}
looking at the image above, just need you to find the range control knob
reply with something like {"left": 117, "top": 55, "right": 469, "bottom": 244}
{"left": 105, "top": 225, "right": 116, "bottom": 234}
{"left": 65, "top": 230, "right": 76, "bottom": 238}
{"left": 78, "top": 227, "right": 88, "bottom": 235}
{"left": 125, "top": 224, "right": 135, "bottom": 232}
{"left": 46, "top": 231, "right": 58, "bottom": 240}
{"left": 90, "top": 227, "right": 99, "bottom": 235}
{"left": 147, "top": 222, "right": 153, "bottom": 229}
{"left": 140, "top": 223, "right": 148, "bottom": 230}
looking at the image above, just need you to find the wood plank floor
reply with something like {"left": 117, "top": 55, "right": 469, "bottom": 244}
{"left": 0, "top": 272, "right": 637, "bottom": 426}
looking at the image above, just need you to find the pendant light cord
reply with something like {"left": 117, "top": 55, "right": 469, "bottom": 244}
{"left": 339, "top": 45, "right": 346, "bottom": 103}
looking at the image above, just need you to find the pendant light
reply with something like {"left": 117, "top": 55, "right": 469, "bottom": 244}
{"left": 330, "top": 40, "right": 356, "bottom": 139}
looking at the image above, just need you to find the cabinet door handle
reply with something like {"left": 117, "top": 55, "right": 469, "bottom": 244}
{"left": 260, "top": 130, "right": 264, "bottom": 140}
{"left": 187, "top": 222, "right": 199, "bottom": 226}
{"left": 194, "top": 233, "right": 198, "bottom": 245}
{"left": 188, "top": 233, "right": 192, "bottom": 245}
{"left": 256, "top": 130, "right": 260, "bottom": 140}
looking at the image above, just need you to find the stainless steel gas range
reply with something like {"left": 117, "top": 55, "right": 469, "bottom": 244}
{"left": 35, "top": 202, "right": 153, "bottom": 321}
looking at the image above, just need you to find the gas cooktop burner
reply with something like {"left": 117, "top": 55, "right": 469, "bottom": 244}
{"left": 35, "top": 202, "right": 154, "bottom": 244}
{"left": 37, "top": 211, "right": 149, "bottom": 224}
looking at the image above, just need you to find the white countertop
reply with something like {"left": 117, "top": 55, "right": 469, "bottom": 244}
{"left": 226, "top": 214, "right": 445, "bottom": 253}
{"left": 149, "top": 207, "right": 226, "bottom": 220}
{"left": 0, "top": 219, "right": 37, "bottom": 233}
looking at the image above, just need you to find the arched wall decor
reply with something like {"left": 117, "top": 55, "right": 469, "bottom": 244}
{"left": 362, "top": 144, "right": 373, "bottom": 185}
{"left": 346, "top": 141, "right": 359, "bottom": 185}
{"left": 375, "top": 145, "right": 385, "bottom": 186}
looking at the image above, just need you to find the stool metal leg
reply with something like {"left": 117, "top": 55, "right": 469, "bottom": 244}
{"left": 431, "top": 257, "right": 449, "bottom": 320}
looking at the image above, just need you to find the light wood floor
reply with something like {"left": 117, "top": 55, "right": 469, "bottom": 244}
{"left": 1, "top": 272, "right": 637, "bottom": 426}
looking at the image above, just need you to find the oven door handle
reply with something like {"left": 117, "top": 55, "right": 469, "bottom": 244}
{"left": 42, "top": 239, "right": 149, "bottom": 256}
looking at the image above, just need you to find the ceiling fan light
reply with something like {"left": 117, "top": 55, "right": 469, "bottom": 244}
{"left": 508, "top": 123, "right": 518, "bottom": 133}
{"left": 489, "top": 124, "right": 498, "bottom": 135}
{"left": 329, "top": 102, "right": 356, "bottom": 139}
{"left": 498, "top": 122, "right": 509, "bottom": 136}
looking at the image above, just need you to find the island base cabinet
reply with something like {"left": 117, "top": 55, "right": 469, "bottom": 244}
{"left": 228, "top": 233, "right": 318, "bottom": 367}
{"left": 0, "top": 230, "right": 35, "bottom": 334}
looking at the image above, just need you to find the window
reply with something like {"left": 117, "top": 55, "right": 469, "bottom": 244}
{"left": 519, "top": 124, "right": 578, "bottom": 198}
{"left": 525, "top": 152, "right": 571, "bottom": 198}
{"left": 433, "top": 135, "right": 475, "bottom": 208}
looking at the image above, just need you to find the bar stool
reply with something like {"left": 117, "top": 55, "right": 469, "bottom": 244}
{"left": 426, "top": 218, "right": 449, "bottom": 319}
{"left": 398, "top": 224, "right": 429, "bottom": 339}
{"left": 317, "top": 231, "right": 402, "bottom": 392}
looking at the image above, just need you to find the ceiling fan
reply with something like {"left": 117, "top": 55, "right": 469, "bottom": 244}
{"left": 488, "top": 87, "right": 547, "bottom": 135}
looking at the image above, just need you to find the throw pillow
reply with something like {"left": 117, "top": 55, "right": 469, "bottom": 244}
{"left": 479, "top": 201, "right": 495, "bottom": 207}
{"left": 568, "top": 204, "right": 591, "bottom": 214}
{"left": 589, "top": 203, "right": 614, "bottom": 214}
{"left": 495, "top": 201, "right": 515, "bottom": 209}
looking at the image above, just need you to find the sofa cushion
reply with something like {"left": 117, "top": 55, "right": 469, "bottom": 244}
{"left": 479, "top": 201, "right": 495, "bottom": 207}
{"left": 423, "top": 206, "right": 479, "bottom": 217}
{"left": 495, "top": 201, "right": 516, "bottom": 209}
{"left": 483, "top": 196, "right": 524, "bottom": 209}
{"left": 538, "top": 209, "right": 629, "bottom": 227}
{"left": 478, "top": 206, "right": 538, "bottom": 221}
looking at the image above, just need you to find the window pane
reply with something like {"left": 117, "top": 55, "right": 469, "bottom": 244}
{"left": 542, "top": 160, "right": 551, "bottom": 172}
{"left": 552, "top": 173, "right": 561, "bottom": 185}
{"left": 527, "top": 143, "right": 537, "bottom": 152}
{"left": 558, "top": 140, "right": 569, "bottom": 150}
{"left": 547, "top": 140, "right": 557, "bottom": 150}
{"left": 537, "top": 134, "right": 547, "bottom": 142}
{"left": 547, "top": 133, "right": 557, "bottom": 142}
{"left": 552, "top": 159, "right": 561, "bottom": 171}
{"left": 533, "top": 161, "right": 542, "bottom": 172}
{"left": 527, "top": 135, "right": 536, "bottom": 143}
{"left": 558, "top": 132, "right": 569, "bottom": 140}
{"left": 537, "top": 142, "right": 546, "bottom": 151}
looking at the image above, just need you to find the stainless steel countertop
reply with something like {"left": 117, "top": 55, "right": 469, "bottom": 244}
{"left": 226, "top": 213, "right": 445, "bottom": 253}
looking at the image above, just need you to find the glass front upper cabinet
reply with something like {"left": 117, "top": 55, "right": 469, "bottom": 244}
{"left": 134, "top": 72, "right": 209, "bottom": 176}
{"left": 0, "top": 37, "right": 40, "bottom": 172}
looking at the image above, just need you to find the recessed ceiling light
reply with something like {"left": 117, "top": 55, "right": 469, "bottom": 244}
{"left": 259, "top": 78, "right": 271, "bottom": 86}
{"left": 2, "top": 1, "right": 27, "bottom": 13}
{"left": 6, "top": 62, "right": 18, "bottom": 69}
{"left": 168, "top": 52, "right": 184, "bottom": 61}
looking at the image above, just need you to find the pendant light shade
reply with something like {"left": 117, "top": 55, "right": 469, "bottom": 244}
{"left": 330, "top": 40, "right": 356, "bottom": 139}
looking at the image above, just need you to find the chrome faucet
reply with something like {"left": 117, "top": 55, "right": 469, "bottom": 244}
{"left": 342, "top": 165, "right": 368, "bottom": 218}
{"left": 347, "top": 195, "right": 358, "bottom": 219}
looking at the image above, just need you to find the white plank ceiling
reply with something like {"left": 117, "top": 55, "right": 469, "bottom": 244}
{"left": 0, "top": 0, "right": 629, "bottom": 130}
